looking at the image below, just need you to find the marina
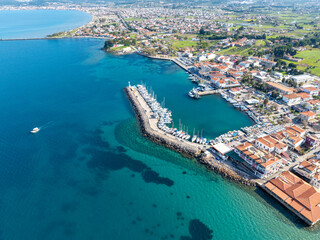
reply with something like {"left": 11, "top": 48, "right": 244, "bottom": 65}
{"left": 125, "top": 84, "right": 256, "bottom": 185}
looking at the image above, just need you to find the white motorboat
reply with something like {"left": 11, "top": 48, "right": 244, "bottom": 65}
{"left": 30, "top": 127, "right": 40, "bottom": 134}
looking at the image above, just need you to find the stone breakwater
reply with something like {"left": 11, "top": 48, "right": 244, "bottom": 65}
{"left": 125, "top": 86, "right": 201, "bottom": 159}
{"left": 125, "top": 86, "right": 256, "bottom": 186}
{"left": 199, "top": 158, "right": 256, "bottom": 186}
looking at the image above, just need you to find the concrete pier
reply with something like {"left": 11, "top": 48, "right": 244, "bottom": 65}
{"left": 125, "top": 86, "right": 256, "bottom": 186}
{"left": 198, "top": 90, "right": 220, "bottom": 96}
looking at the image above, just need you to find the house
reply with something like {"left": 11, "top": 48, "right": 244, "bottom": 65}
{"left": 212, "top": 64, "right": 229, "bottom": 73}
{"left": 301, "top": 99, "right": 320, "bottom": 112}
{"left": 248, "top": 57, "right": 276, "bottom": 68}
{"left": 198, "top": 55, "right": 207, "bottom": 61}
{"left": 286, "top": 125, "right": 306, "bottom": 137}
{"left": 310, "top": 173, "right": 320, "bottom": 189}
{"left": 283, "top": 93, "right": 301, "bottom": 106}
{"left": 305, "top": 135, "right": 320, "bottom": 148}
{"left": 287, "top": 136, "right": 305, "bottom": 149}
{"left": 206, "top": 53, "right": 216, "bottom": 60}
{"left": 239, "top": 61, "right": 251, "bottom": 68}
{"left": 301, "top": 86, "right": 319, "bottom": 96}
{"left": 272, "top": 71, "right": 283, "bottom": 79}
{"left": 297, "top": 92, "right": 311, "bottom": 101}
{"left": 300, "top": 111, "right": 316, "bottom": 122}
{"left": 253, "top": 71, "right": 270, "bottom": 82}
{"left": 228, "top": 87, "right": 242, "bottom": 97}
{"left": 290, "top": 74, "right": 314, "bottom": 84}
{"left": 295, "top": 158, "right": 320, "bottom": 179}
{"left": 213, "top": 78, "right": 240, "bottom": 88}
{"left": 255, "top": 135, "right": 288, "bottom": 154}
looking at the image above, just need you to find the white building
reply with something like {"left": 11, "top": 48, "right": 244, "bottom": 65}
{"left": 290, "top": 74, "right": 314, "bottom": 84}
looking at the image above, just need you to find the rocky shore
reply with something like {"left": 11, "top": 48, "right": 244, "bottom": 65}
{"left": 125, "top": 86, "right": 256, "bottom": 186}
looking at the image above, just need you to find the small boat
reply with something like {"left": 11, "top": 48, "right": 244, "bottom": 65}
{"left": 30, "top": 127, "right": 40, "bottom": 134}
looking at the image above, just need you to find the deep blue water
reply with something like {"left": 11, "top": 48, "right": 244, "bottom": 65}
{"left": 0, "top": 10, "right": 91, "bottom": 39}
{"left": 0, "top": 39, "right": 320, "bottom": 240}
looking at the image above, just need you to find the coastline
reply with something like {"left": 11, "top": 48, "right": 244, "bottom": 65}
{"left": 0, "top": 36, "right": 109, "bottom": 41}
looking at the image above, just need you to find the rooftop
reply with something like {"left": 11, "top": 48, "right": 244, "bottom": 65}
{"left": 265, "top": 171, "right": 320, "bottom": 225}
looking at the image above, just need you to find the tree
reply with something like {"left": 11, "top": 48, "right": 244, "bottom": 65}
{"left": 103, "top": 40, "right": 114, "bottom": 50}
{"left": 199, "top": 27, "right": 205, "bottom": 35}
{"left": 288, "top": 63, "right": 297, "bottom": 68}
{"left": 263, "top": 98, "right": 269, "bottom": 106}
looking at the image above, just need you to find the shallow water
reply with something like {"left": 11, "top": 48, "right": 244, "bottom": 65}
{"left": 0, "top": 38, "right": 319, "bottom": 240}
{"left": 0, "top": 10, "right": 91, "bottom": 39}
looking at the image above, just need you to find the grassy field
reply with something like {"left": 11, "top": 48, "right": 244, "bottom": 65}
{"left": 295, "top": 49, "right": 320, "bottom": 76}
{"left": 217, "top": 40, "right": 266, "bottom": 56}
{"left": 172, "top": 40, "right": 198, "bottom": 49}
{"left": 175, "top": 34, "right": 198, "bottom": 40}
{"left": 284, "top": 49, "right": 320, "bottom": 76}
{"left": 125, "top": 18, "right": 144, "bottom": 21}
{"left": 110, "top": 46, "right": 127, "bottom": 51}
{"left": 217, "top": 46, "right": 253, "bottom": 56}
{"left": 129, "top": 33, "right": 137, "bottom": 39}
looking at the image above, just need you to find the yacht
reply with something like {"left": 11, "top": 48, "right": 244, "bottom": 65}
{"left": 30, "top": 127, "right": 40, "bottom": 134}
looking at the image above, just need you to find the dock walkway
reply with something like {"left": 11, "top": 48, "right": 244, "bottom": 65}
{"left": 198, "top": 90, "right": 220, "bottom": 96}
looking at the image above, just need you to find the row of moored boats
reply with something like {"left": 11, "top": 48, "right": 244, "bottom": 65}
{"left": 137, "top": 84, "right": 173, "bottom": 125}
{"left": 136, "top": 84, "right": 210, "bottom": 145}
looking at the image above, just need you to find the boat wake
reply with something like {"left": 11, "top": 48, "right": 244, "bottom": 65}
{"left": 38, "top": 121, "right": 56, "bottom": 130}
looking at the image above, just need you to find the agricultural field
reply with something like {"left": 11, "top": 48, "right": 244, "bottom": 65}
{"left": 285, "top": 49, "right": 320, "bottom": 76}
{"left": 295, "top": 49, "right": 320, "bottom": 76}
{"left": 171, "top": 40, "right": 198, "bottom": 50}
{"left": 125, "top": 18, "right": 144, "bottom": 21}
{"left": 217, "top": 40, "right": 267, "bottom": 56}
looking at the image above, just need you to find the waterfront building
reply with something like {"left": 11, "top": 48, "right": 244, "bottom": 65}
{"left": 234, "top": 141, "right": 283, "bottom": 178}
{"left": 310, "top": 174, "right": 320, "bottom": 189}
{"left": 264, "top": 171, "right": 320, "bottom": 226}
{"left": 294, "top": 158, "right": 320, "bottom": 190}
{"left": 212, "top": 77, "right": 240, "bottom": 89}
{"left": 295, "top": 158, "right": 320, "bottom": 178}
{"left": 254, "top": 135, "right": 288, "bottom": 154}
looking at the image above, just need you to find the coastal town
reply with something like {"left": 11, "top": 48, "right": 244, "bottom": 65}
{"left": 3, "top": 0, "right": 320, "bottom": 227}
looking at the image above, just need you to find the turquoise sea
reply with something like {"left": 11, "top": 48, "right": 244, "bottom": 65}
{"left": 1, "top": 38, "right": 320, "bottom": 240}
{"left": 1, "top": 10, "right": 320, "bottom": 240}
{"left": 0, "top": 10, "right": 91, "bottom": 39}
